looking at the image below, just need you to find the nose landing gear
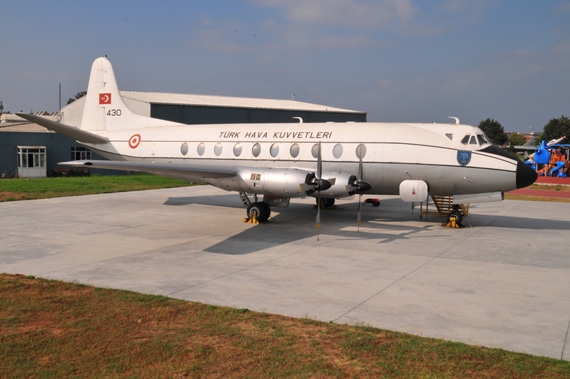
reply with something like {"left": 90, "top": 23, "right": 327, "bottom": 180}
{"left": 443, "top": 204, "right": 465, "bottom": 228}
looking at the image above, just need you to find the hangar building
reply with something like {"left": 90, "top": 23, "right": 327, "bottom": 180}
{"left": 0, "top": 91, "right": 366, "bottom": 178}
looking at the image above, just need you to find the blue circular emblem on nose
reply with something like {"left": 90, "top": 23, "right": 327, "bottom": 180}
{"left": 457, "top": 150, "right": 472, "bottom": 166}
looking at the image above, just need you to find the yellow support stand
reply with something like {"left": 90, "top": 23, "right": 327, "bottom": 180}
{"left": 443, "top": 214, "right": 460, "bottom": 228}
{"left": 243, "top": 210, "right": 259, "bottom": 224}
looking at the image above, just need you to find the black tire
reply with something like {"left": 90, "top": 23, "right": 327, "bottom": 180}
{"left": 247, "top": 202, "right": 270, "bottom": 223}
{"left": 316, "top": 198, "right": 335, "bottom": 208}
{"left": 260, "top": 202, "right": 271, "bottom": 221}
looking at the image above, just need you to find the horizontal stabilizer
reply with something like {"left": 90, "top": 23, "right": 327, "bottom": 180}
{"left": 16, "top": 113, "right": 109, "bottom": 144}
{"left": 59, "top": 160, "right": 236, "bottom": 178}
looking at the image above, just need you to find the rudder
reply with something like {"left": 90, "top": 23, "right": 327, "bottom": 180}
{"left": 81, "top": 56, "right": 180, "bottom": 132}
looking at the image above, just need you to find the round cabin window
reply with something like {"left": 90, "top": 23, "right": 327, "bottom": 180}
{"left": 270, "top": 143, "right": 279, "bottom": 158}
{"left": 197, "top": 143, "right": 205, "bottom": 156}
{"left": 355, "top": 144, "right": 366, "bottom": 159}
{"left": 333, "top": 143, "right": 343, "bottom": 159}
{"left": 233, "top": 143, "right": 242, "bottom": 157}
{"left": 214, "top": 143, "right": 223, "bottom": 156}
{"left": 180, "top": 142, "right": 189, "bottom": 156}
{"left": 290, "top": 143, "right": 300, "bottom": 158}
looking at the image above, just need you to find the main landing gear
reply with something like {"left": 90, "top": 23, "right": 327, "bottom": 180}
{"left": 315, "top": 198, "right": 335, "bottom": 209}
{"left": 240, "top": 192, "right": 271, "bottom": 224}
{"left": 245, "top": 202, "right": 271, "bottom": 224}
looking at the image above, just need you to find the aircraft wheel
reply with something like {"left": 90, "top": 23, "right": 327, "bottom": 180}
{"left": 316, "top": 198, "right": 335, "bottom": 208}
{"left": 260, "top": 202, "right": 271, "bottom": 219}
{"left": 247, "top": 202, "right": 270, "bottom": 223}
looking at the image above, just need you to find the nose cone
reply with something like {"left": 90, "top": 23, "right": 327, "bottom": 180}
{"left": 516, "top": 160, "right": 537, "bottom": 189}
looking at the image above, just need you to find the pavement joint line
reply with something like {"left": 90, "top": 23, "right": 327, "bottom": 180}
{"left": 562, "top": 314, "right": 570, "bottom": 360}
{"left": 331, "top": 220, "right": 489, "bottom": 323}
{"left": 165, "top": 243, "right": 321, "bottom": 297}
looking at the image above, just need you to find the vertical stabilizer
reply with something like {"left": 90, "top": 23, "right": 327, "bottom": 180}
{"left": 80, "top": 56, "right": 181, "bottom": 132}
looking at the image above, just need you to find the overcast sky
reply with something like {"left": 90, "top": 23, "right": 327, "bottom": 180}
{"left": 1, "top": 1, "right": 569, "bottom": 131}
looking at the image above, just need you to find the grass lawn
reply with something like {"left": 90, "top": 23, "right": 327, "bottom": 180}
{"left": 0, "top": 174, "right": 190, "bottom": 202}
{"left": 1, "top": 274, "right": 569, "bottom": 379}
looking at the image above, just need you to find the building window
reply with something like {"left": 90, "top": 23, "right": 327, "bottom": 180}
{"left": 18, "top": 147, "right": 46, "bottom": 168}
{"left": 71, "top": 147, "right": 91, "bottom": 161}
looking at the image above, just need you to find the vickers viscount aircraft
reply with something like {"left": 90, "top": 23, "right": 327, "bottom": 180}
{"left": 18, "top": 56, "right": 537, "bottom": 225}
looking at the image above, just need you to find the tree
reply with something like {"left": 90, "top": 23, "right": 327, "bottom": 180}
{"left": 477, "top": 118, "right": 508, "bottom": 145}
{"left": 67, "top": 91, "right": 87, "bottom": 105}
{"left": 508, "top": 132, "right": 527, "bottom": 146}
{"left": 542, "top": 115, "right": 570, "bottom": 143}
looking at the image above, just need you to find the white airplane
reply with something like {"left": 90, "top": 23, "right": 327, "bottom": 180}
{"left": 18, "top": 56, "right": 537, "bottom": 225}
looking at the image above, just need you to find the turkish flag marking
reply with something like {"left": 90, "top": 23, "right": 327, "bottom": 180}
{"left": 99, "top": 93, "right": 112, "bottom": 104}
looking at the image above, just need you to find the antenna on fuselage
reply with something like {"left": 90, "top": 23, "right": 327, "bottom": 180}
{"left": 293, "top": 117, "right": 303, "bottom": 123}
{"left": 448, "top": 116, "right": 460, "bottom": 125}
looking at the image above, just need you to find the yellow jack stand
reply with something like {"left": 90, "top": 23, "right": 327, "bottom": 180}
{"left": 243, "top": 211, "right": 259, "bottom": 224}
{"left": 443, "top": 214, "right": 460, "bottom": 228}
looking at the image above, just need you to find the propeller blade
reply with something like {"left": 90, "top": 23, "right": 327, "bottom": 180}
{"left": 316, "top": 141, "right": 322, "bottom": 239}
{"left": 316, "top": 194, "right": 321, "bottom": 228}
{"left": 357, "top": 146, "right": 363, "bottom": 230}
{"left": 357, "top": 194, "right": 362, "bottom": 231}
{"left": 317, "top": 141, "right": 322, "bottom": 179}
{"left": 359, "top": 150, "right": 363, "bottom": 180}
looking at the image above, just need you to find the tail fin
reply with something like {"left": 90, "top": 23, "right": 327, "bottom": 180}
{"left": 81, "top": 56, "right": 181, "bottom": 132}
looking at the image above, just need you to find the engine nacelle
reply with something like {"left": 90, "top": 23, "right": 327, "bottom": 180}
{"left": 211, "top": 168, "right": 362, "bottom": 199}
{"left": 211, "top": 167, "right": 310, "bottom": 196}
{"left": 317, "top": 172, "right": 360, "bottom": 198}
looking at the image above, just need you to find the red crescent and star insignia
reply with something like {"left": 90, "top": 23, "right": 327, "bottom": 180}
{"left": 128, "top": 134, "right": 141, "bottom": 149}
{"left": 99, "top": 93, "right": 112, "bottom": 104}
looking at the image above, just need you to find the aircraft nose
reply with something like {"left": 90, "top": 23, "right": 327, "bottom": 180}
{"left": 516, "top": 160, "right": 537, "bottom": 189}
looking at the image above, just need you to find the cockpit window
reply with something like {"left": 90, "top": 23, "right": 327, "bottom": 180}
{"left": 477, "top": 135, "right": 487, "bottom": 145}
{"left": 469, "top": 136, "right": 477, "bottom": 145}
{"left": 461, "top": 135, "right": 470, "bottom": 145}
{"left": 446, "top": 133, "right": 453, "bottom": 140}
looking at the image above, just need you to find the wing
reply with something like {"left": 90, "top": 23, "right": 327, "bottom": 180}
{"left": 61, "top": 160, "right": 236, "bottom": 180}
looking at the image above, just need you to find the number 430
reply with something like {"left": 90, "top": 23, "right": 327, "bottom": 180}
{"left": 107, "top": 109, "right": 122, "bottom": 116}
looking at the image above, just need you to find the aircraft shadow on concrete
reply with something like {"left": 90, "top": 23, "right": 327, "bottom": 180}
{"left": 164, "top": 194, "right": 243, "bottom": 208}
{"left": 163, "top": 195, "right": 570, "bottom": 255}
{"left": 203, "top": 198, "right": 446, "bottom": 255}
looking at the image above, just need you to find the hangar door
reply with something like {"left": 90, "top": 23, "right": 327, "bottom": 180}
{"left": 17, "top": 146, "right": 46, "bottom": 178}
